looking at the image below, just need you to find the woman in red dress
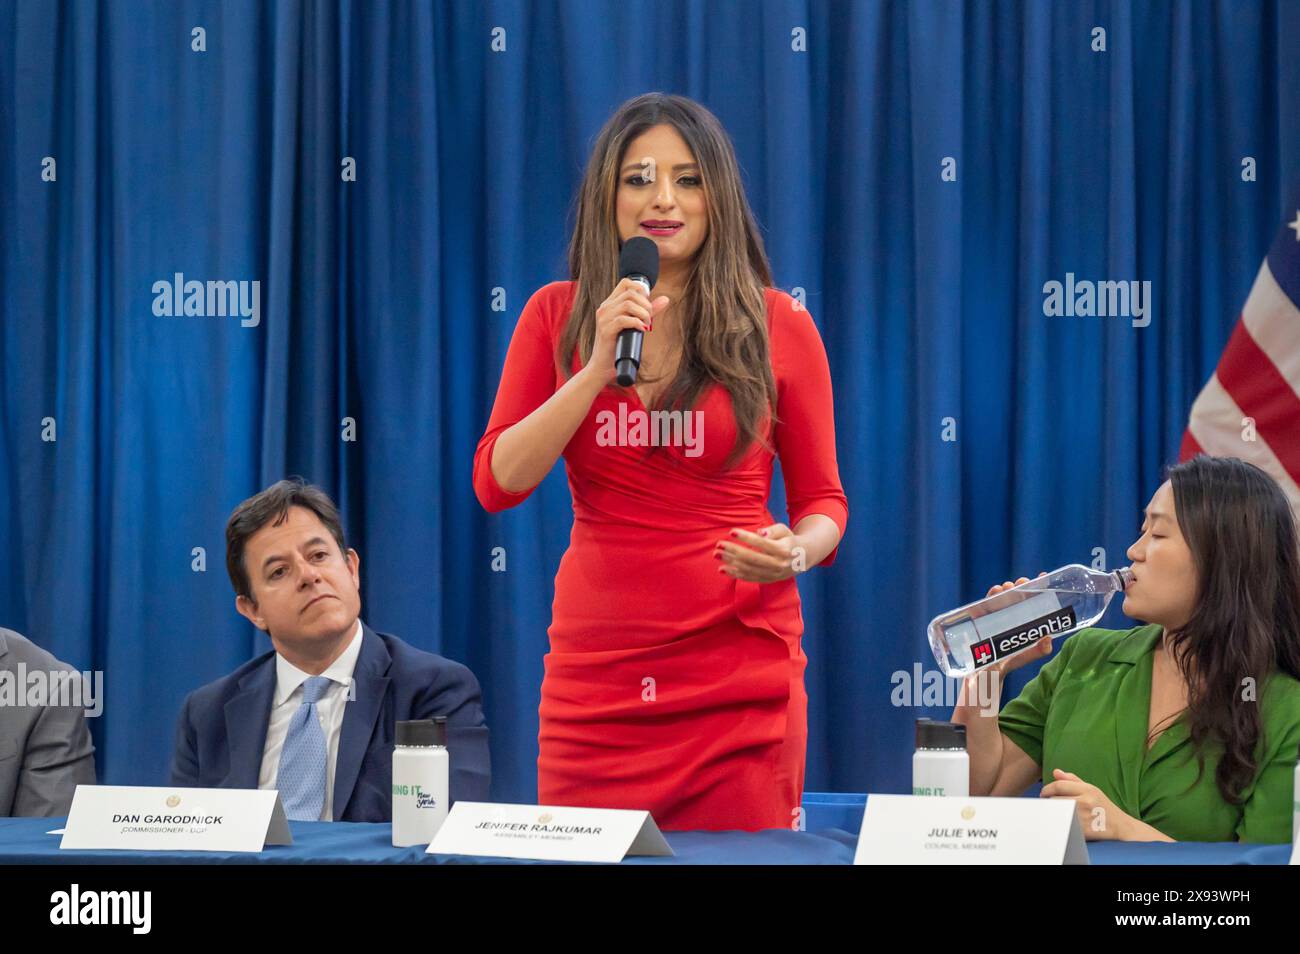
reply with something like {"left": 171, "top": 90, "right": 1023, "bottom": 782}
{"left": 472, "top": 93, "right": 847, "bottom": 831}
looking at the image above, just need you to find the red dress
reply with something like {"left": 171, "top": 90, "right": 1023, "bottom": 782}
{"left": 472, "top": 280, "right": 848, "bottom": 831}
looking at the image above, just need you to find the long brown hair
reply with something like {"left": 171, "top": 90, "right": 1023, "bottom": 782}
{"left": 1166, "top": 455, "right": 1300, "bottom": 805}
{"left": 555, "top": 92, "right": 778, "bottom": 470}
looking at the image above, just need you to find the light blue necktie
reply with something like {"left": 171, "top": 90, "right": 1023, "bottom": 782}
{"left": 276, "top": 675, "right": 332, "bottom": 821}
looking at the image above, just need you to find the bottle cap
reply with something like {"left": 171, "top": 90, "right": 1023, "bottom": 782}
{"left": 915, "top": 718, "right": 967, "bottom": 750}
{"left": 395, "top": 719, "right": 437, "bottom": 747}
{"left": 433, "top": 715, "right": 447, "bottom": 747}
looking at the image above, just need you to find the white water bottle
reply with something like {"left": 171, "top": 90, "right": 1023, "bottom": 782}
{"left": 392, "top": 716, "right": 450, "bottom": 847}
{"left": 912, "top": 719, "right": 969, "bottom": 797}
{"left": 928, "top": 564, "right": 1135, "bottom": 678}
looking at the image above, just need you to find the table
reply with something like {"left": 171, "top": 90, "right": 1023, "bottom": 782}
{"left": 0, "top": 794, "right": 1290, "bottom": 864}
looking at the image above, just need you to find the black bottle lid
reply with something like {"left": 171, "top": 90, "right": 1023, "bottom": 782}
{"left": 396, "top": 718, "right": 447, "bottom": 747}
{"left": 915, "top": 718, "right": 967, "bottom": 750}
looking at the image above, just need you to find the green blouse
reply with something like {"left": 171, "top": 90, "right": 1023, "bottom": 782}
{"left": 998, "top": 624, "right": 1300, "bottom": 843}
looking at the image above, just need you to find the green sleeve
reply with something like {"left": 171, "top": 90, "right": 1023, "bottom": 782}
{"left": 1235, "top": 679, "right": 1300, "bottom": 844}
{"left": 996, "top": 630, "right": 1083, "bottom": 767}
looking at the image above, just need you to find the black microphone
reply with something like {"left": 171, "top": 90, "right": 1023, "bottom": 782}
{"left": 614, "top": 236, "right": 660, "bottom": 387}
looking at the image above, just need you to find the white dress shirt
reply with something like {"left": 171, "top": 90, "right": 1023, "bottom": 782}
{"left": 258, "top": 619, "right": 363, "bottom": 821}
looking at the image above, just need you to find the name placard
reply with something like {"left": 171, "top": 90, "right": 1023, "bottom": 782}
{"left": 428, "top": 801, "right": 673, "bottom": 863}
{"left": 853, "top": 794, "right": 1089, "bottom": 864}
{"left": 1292, "top": 804, "right": 1299, "bottom": 864}
{"left": 60, "top": 785, "right": 292, "bottom": 853}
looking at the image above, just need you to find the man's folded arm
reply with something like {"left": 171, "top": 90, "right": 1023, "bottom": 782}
{"left": 13, "top": 696, "right": 97, "bottom": 817}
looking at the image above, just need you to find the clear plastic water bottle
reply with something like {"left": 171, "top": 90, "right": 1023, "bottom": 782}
{"left": 928, "top": 564, "right": 1134, "bottom": 678}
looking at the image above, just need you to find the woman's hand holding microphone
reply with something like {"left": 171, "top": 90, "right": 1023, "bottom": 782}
{"left": 579, "top": 278, "right": 671, "bottom": 386}
{"left": 489, "top": 279, "right": 669, "bottom": 495}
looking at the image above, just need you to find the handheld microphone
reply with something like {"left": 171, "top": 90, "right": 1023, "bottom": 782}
{"left": 614, "top": 236, "right": 660, "bottom": 387}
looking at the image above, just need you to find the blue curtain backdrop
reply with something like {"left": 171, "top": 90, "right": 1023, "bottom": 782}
{"left": 1, "top": 0, "right": 1298, "bottom": 808}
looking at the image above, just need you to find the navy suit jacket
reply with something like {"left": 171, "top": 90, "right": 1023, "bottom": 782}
{"left": 169, "top": 621, "right": 490, "bottom": 821}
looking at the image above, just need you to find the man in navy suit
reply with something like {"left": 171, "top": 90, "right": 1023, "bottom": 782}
{"left": 170, "top": 478, "right": 490, "bottom": 821}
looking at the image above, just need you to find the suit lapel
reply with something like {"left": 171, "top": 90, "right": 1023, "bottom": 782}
{"left": 332, "top": 621, "right": 391, "bottom": 819}
{"left": 223, "top": 658, "right": 276, "bottom": 788}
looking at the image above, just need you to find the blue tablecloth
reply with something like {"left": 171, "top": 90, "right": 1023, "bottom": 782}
{"left": 1, "top": 793, "right": 1289, "bottom": 864}
{"left": 0, "top": 816, "right": 857, "bottom": 864}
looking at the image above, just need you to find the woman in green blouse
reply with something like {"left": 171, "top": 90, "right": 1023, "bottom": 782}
{"left": 952, "top": 455, "right": 1300, "bottom": 842}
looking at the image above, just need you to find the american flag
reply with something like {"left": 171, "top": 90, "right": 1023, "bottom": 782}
{"left": 1180, "top": 190, "right": 1300, "bottom": 515}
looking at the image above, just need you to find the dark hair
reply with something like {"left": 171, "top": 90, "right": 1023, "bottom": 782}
{"left": 1165, "top": 455, "right": 1300, "bottom": 806}
{"left": 225, "top": 477, "right": 347, "bottom": 601}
